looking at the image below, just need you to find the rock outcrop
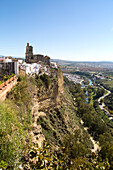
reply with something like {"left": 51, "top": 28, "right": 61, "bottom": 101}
{"left": 30, "top": 67, "right": 79, "bottom": 147}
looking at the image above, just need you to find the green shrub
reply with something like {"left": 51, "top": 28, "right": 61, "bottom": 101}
{"left": 0, "top": 101, "right": 26, "bottom": 168}
{"left": 7, "top": 75, "right": 35, "bottom": 128}
{"left": 0, "top": 81, "right": 3, "bottom": 85}
{"left": 3, "top": 75, "right": 8, "bottom": 81}
{"left": 40, "top": 73, "right": 51, "bottom": 88}
{"left": 36, "top": 78, "right": 43, "bottom": 87}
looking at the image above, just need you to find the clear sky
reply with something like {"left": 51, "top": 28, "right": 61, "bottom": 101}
{"left": 0, "top": 0, "right": 113, "bottom": 61}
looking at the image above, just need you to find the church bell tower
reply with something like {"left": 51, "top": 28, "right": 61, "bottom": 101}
{"left": 25, "top": 43, "right": 33, "bottom": 63}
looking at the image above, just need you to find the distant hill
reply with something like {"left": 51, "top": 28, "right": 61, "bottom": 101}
{"left": 0, "top": 55, "right": 25, "bottom": 60}
{"left": 0, "top": 55, "right": 4, "bottom": 57}
{"left": 51, "top": 58, "right": 113, "bottom": 64}
{"left": 51, "top": 59, "right": 113, "bottom": 69}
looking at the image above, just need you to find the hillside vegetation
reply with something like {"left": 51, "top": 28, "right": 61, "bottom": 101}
{"left": 0, "top": 68, "right": 113, "bottom": 169}
{"left": 0, "top": 75, "right": 35, "bottom": 169}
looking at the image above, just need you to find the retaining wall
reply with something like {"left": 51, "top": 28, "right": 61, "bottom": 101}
{"left": 0, "top": 75, "right": 17, "bottom": 101}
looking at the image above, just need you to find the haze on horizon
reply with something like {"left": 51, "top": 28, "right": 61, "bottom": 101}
{"left": 0, "top": 0, "right": 113, "bottom": 62}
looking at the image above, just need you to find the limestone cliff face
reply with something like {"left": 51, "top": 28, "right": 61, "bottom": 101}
{"left": 57, "top": 67, "right": 64, "bottom": 93}
{"left": 30, "top": 67, "right": 78, "bottom": 147}
{"left": 36, "top": 67, "right": 64, "bottom": 105}
{"left": 56, "top": 67, "right": 64, "bottom": 102}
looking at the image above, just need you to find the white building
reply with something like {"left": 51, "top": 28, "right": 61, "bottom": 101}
{"left": 21, "top": 63, "right": 41, "bottom": 75}
{"left": 50, "top": 62, "right": 58, "bottom": 69}
{"left": 0, "top": 57, "right": 12, "bottom": 63}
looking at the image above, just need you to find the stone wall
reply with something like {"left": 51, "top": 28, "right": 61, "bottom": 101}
{"left": 0, "top": 75, "right": 17, "bottom": 101}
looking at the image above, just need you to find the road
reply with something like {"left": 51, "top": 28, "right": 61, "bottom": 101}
{"left": 98, "top": 86, "right": 113, "bottom": 121}
{"left": 98, "top": 86, "right": 111, "bottom": 103}
{"left": 79, "top": 86, "right": 112, "bottom": 153}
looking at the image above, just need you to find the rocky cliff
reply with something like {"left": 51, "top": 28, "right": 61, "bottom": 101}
{"left": 3, "top": 67, "right": 113, "bottom": 169}
{"left": 30, "top": 67, "right": 81, "bottom": 147}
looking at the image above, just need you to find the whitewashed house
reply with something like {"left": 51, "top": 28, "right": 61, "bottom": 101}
{"left": 50, "top": 62, "right": 57, "bottom": 69}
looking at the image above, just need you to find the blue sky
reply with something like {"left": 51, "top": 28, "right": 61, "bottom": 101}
{"left": 0, "top": 0, "right": 113, "bottom": 61}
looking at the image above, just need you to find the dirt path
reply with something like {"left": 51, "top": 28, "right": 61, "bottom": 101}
{"left": 30, "top": 97, "right": 46, "bottom": 147}
{"left": 81, "top": 120, "right": 100, "bottom": 153}
{"left": 90, "top": 136, "right": 100, "bottom": 153}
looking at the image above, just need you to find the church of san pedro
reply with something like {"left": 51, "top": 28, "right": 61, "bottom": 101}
{"left": 25, "top": 43, "right": 50, "bottom": 66}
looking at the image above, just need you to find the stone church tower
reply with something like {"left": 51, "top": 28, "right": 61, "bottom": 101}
{"left": 25, "top": 43, "right": 50, "bottom": 65}
{"left": 25, "top": 43, "right": 33, "bottom": 63}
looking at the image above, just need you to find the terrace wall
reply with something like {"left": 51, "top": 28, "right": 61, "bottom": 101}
{"left": 0, "top": 75, "right": 17, "bottom": 101}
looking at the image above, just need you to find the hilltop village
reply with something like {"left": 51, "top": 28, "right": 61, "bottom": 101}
{"left": 1, "top": 0, "right": 113, "bottom": 168}
{"left": 1, "top": 44, "right": 113, "bottom": 169}
{"left": 0, "top": 43, "right": 57, "bottom": 77}
{"left": 0, "top": 43, "right": 57, "bottom": 100}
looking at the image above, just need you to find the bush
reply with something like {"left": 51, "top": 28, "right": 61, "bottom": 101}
{"left": 0, "top": 101, "right": 25, "bottom": 168}
{"left": 40, "top": 74, "right": 51, "bottom": 88}
{"left": 8, "top": 75, "right": 35, "bottom": 126}
{"left": 0, "top": 81, "right": 3, "bottom": 85}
